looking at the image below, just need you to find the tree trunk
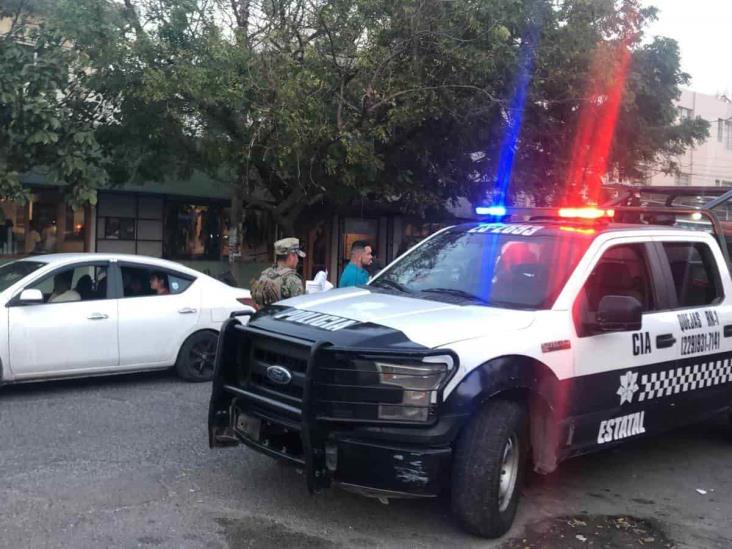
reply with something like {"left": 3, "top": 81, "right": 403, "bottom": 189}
{"left": 232, "top": 0, "right": 250, "bottom": 46}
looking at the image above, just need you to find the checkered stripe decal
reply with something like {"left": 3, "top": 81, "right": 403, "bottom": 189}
{"left": 638, "top": 359, "right": 732, "bottom": 401}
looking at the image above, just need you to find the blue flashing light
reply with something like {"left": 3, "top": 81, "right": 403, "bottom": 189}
{"left": 475, "top": 205, "right": 507, "bottom": 216}
{"left": 487, "top": 14, "right": 543, "bottom": 210}
{"left": 493, "top": 28, "right": 539, "bottom": 205}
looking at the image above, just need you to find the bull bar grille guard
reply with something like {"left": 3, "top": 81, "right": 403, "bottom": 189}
{"left": 208, "top": 318, "right": 457, "bottom": 492}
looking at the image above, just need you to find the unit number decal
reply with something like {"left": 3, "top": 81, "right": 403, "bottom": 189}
{"left": 677, "top": 309, "right": 721, "bottom": 357}
{"left": 681, "top": 332, "right": 720, "bottom": 356}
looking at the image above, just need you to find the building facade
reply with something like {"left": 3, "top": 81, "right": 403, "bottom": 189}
{"left": 646, "top": 90, "right": 732, "bottom": 187}
{"left": 1, "top": 15, "right": 473, "bottom": 286}
{"left": 0, "top": 175, "right": 274, "bottom": 285}
{"left": 1, "top": 174, "right": 472, "bottom": 286}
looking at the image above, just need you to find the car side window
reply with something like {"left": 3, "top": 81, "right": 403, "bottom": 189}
{"left": 28, "top": 264, "right": 109, "bottom": 303}
{"left": 120, "top": 265, "right": 194, "bottom": 298}
{"left": 167, "top": 273, "right": 193, "bottom": 294}
{"left": 575, "top": 244, "right": 655, "bottom": 318}
{"left": 661, "top": 242, "right": 723, "bottom": 307}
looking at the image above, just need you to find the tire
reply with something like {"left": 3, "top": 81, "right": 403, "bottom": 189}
{"left": 175, "top": 330, "right": 219, "bottom": 382}
{"left": 451, "top": 399, "right": 528, "bottom": 538}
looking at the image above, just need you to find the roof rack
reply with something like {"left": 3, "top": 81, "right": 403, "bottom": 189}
{"left": 601, "top": 184, "right": 732, "bottom": 209}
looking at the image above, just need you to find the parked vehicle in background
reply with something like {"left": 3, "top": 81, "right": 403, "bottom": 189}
{"left": 0, "top": 253, "right": 254, "bottom": 384}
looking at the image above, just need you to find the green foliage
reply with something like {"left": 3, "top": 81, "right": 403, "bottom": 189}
{"left": 23, "top": 0, "right": 708, "bottom": 222}
{"left": 49, "top": 0, "right": 530, "bottom": 226}
{"left": 509, "top": 0, "right": 709, "bottom": 202}
{"left": 0, "top": 18, "right": 108, "bottom": 207}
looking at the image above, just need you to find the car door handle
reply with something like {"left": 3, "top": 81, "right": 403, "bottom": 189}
{"left": 88, "top": 313, "right": 109, "bottom": 320}
{"left": 656, "top": 333, "right": 677, "bottom": 349}
{"left": 178, "top": 307, "right": 197, "bottom": 314}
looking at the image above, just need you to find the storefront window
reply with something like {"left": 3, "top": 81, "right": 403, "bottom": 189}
{"left": 219, "top": 208, "right": 273, "bottom": 262}
{"left": 102, "top": 217, "right": 136, "bottom": 240}
{"left": 309, "top": 223, "right": 329, "bottom": 277}
{"left": 96, "top": 193, "right": 163, "bottom": 256}
{"left": 0, "top": 191, "right": 90, "bottom": 257}
{"left": 65, "top": 207, "right": 86, "bottom": 243}
{"left": 28, "top": 196, "right": 58, "bottom": 254}
{"left": 165, "top": 203, "right": 223, "bottom": 260}
{"left": 398, "top": 221, "right": 446, "bottom": 256}
{"left": 0, "top": 200, "right": 24, "bottom": 256}
{"left": 341, "top": 218, "right": 379, "bottom": 274}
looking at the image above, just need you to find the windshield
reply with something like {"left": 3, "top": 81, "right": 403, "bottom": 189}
{"left": 371, "top": 226, "right": 592, "bottom": 310}
{"left": 0, "top": 260, "right": 46, "bottom": 293}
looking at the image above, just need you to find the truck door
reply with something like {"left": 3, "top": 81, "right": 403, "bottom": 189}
{"left": 652, "top": 238, "right": 732, "bottom": 421}
{"left": 568, "top": 241, "right": 682, "bottom": 452}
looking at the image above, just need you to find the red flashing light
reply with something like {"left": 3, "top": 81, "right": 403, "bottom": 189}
{"left": 558, "top": 207, "right": 614, "bottom": 220}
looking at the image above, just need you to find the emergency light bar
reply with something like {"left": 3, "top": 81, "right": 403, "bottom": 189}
{"left": 557, "top": 207, "right": 615, "bottom": 220}
{"left": 474, "top": 205, "right": 615, "bottom": 221}
{"left": 474, "top": 205, "right": 507, "bottom": 216}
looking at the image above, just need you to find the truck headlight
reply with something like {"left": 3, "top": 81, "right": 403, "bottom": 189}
{"left": 375, "top": 355, "right": 454, "bottom": 422}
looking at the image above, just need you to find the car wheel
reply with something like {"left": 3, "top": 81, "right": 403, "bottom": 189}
{"left": 175, "top": 330, "right": 218, "bottom": 382}
{"left": 451, "top": 399, "right": 528, "bottom": 538}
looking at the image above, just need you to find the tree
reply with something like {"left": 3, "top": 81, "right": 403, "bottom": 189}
{"left": 506, "top": 0, "right": 709, "bottom": 204}
{"left": 42, "top": 0, "right": 708, "bottom": 231}
{"left": 0, "top": 10, "right": 108, "bottom": 207}
{"left": 50, "top": 0, "right": 530, "bottom": 234}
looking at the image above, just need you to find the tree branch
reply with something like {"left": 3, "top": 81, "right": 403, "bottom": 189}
{"left": 367, "top": 85, "right": 501, "bottom": 113}
{"left": 122, "top": 0, "right": 145, "bottom": 38}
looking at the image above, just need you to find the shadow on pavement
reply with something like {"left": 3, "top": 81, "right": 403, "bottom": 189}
{"left": 0, "top": 368, "right": 181, "bottom": 397}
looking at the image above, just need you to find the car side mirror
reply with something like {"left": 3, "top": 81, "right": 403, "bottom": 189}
{"left": 18, "top": 288, "right": 44, "bottom": 305}
{"left": 594, "top": 295, "right": 642, "bottom": 333}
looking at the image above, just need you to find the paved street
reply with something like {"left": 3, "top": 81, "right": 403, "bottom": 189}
{"left": 1, "top": 372, "right": 731, "bottom": 549}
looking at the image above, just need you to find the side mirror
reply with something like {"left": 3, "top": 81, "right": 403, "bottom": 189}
{"left": 18, "top": 288, "right": 44, "bottom": 305}
{"left": 595, "top": 295, "right": 642, "bottom": 332}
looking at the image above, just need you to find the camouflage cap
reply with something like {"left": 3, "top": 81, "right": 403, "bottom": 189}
{"left": 274, "top": 237, "right": 306, "bottom": 257}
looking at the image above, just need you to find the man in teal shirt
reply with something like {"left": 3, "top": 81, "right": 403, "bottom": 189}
{"left": 339, "top": 240, "right": 374, "bottom": 287}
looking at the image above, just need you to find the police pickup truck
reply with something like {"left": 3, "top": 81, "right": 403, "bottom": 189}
{"left": 208, "top": 205, "right": 732, "bottom": 538}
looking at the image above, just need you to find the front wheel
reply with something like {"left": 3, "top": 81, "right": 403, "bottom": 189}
{"left": 451, "top": 399, "right": 528, "bottom": 538}
{"left": 175, "top": 330, "right": 218, "bottom": 382}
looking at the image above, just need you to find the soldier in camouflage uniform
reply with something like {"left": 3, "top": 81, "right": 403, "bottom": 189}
{"left": 250, "top": 237, "right": 305, "bottom": 309}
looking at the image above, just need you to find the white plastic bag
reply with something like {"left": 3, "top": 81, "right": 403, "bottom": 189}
{"left": 305, "top": 270, "right": 334, "bottom": 294}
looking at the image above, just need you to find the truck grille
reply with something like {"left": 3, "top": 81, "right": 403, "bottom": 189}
{"left": 245, "top": 335, "right": 309, "bottom": 404}
{"left": 230, "top": 328, "right": 436, "bottom": 425}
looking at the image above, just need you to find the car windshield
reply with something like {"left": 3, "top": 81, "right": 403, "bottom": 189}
{"left": 0, "top": 260, "right": 46, "bottom": 293}
{"left": 371, "top": 225, "right": 592, "bottom": 310}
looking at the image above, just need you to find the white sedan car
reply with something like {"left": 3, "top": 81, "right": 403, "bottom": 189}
{"left": 0, "top": 253, "right": 254, "bottom": 384}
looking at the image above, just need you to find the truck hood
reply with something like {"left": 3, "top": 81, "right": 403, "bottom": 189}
{"left": 279, "top": 287, "right": 535, "bottom": 348}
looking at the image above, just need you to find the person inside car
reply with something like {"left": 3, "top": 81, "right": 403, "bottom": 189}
{"left": 149, "top": 271, "right": 170, "bottom": 295}
{"left": 49, "top": 272, "right": 81, "bottom": 303}
{"left": 128, "top": 276, "right": 144, "bottom": 296}
{"left": 74, "top": 274, "right": 94, "bottom": 300}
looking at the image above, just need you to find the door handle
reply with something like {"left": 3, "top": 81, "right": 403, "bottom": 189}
{"left": 656, "top": 333, "right": 677, "bottom": 349}
{"left": 88, "top": 313, "right": 109, "bottom": 320}
{"left": 724, "top": 325, "right": 732, "bottom": 338}
{"left": 178, "top": 307, "right": 197, "bottom": 314}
